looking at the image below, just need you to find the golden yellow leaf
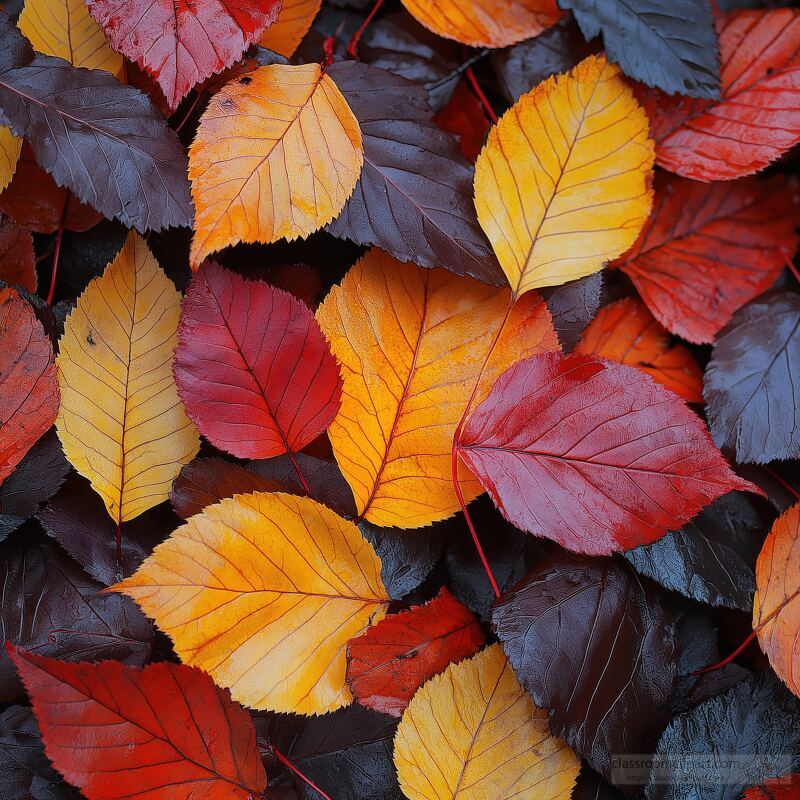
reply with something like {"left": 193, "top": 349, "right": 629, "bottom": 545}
{"left": 114, "top": 491, "right": 390, "bottom": 714}
{"left": 0, "top": 125, "right": 21, "bottom": 194}
{"left": 474, "top": 53, "right": 655, "bottom": 297}
{"left": 316, "top": 248, "right": 558, "bottom": 528}
{"left": 394, "top": 643, "right": 580, "bottom": 800}
{"left": 18, "top": 0, "right": 123, "bottom": 74}
{"left": 189, "top": 63, "right": 363, "bottom": 267}
{"left": 754, "top": 503, "right": 800, "bottom": 698}
{"left": 56, "top": 232, "right": 199, "bottom": 524}
{"left": 259, "top": 0, "right": 321, "bottom": 58}
{"left": 401, "top": 0, "right": 562, "bottom": 48}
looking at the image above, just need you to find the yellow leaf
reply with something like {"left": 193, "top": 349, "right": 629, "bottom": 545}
{"left": 474, "top": 53, "right": 655, "bottom": 297}
{"left": 401, "top": 0, "right": 562, "bottom": 48}
{"left": 259, "top": 0, "right": 321, "bottom": 58}
{"left": 18, "top": 0, "right": 123, "bottom": 74}
{"left": 394, "top": 643, "right": 580, "bottom": 800}
{"left": 56, "top": 232, "right": 199, "bottom": 524}
{"left": 113, "top": 491, "right": 390, "bottom": 714}
{"left": 0, "top": 125, "right": 21, "bottom": 193}
{"left": 189, "top": 63, "right": 363, "bottom": 267}
{"left": 754, "top": 503, "right": 800, "bottom": 698}
{"left": 316, "top": 249, "right": 558, "bottom": 528}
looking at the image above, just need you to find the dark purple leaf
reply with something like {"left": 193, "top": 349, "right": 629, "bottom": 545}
{"left": 540, "top": 272, "right": 603, "bottom": 352}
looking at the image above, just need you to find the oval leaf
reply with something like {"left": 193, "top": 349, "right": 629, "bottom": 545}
{"left": 174, "top": 264, "right": 341, "bottom": 460}
{"left": 189, "top": 63, "right": 364, "bottom": 266}
{"left": 56, "top": 232, "right": 200, "bottom": 523}
{"left": 400, "top": 0, "right": 562, "bottom": 48}
{"left": 575, "top": 297, "right": 703, "bottom": 403}
{"left": 347, "top": 587, "right": 485, "bottom": 716}
{"left": 0, "top": 286, "right": 58, "bottom": 485}
{"left": 0, "top": 214, "right": 35, "bottom": 293}
{"left": 474, "top": 53, "right": 654, "bottom": 296}
{"left": 316, "top": 248, "right": 558, "bottom": 528}
{"left": 114, "top": 491, "right": 390, "bottom": 714}
{"left": 0, "top": 124, "right": 20, "bottom": 193}
{"left": 85, "top": 0, "right": 281, "bottom": 110}
{"left": 754, "top": 503, "right": 800, "bottom": 698}
{"left": 394, "top": 643, "right": 580, "bottom": 800}
{"left": 8, "top": 647, "right": 267, "bottom": 800}
{"left": 457, "top": 352, "right": 759, "bottom": 554}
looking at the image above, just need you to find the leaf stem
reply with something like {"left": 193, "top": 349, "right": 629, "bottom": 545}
{"left": 465, "top": 66, "right": 497, "bottom": 123}
{"left": 115, "top": 519, "right": 122, "bottom": 577}
{"left": 780, "top": 246, "right": 800, "bottom": 285}
{"left": 347, "top": 0, "right": 384, "bottom": 60}
{"left": 450, "top": 294, "right": 516, "bottom": 600}
{"left": 46, "top": 197, "right": 69, "bottom": 305}
{"left": 763, "top": 465, "right": 800, "bottom": 502}
{"left": 174, "top": 91, "right": 204, "bottom": 134}
{"left": 425, "top": 49, "right": 491, "bottom": 93}
{"left": 272, "top": 746, "right": 332, "bottom": 800}
{"left": 287, "top": 450, "right": 312, "bottom": 496}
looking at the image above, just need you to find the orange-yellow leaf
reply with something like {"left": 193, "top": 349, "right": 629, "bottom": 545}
{"left": 754, "top": 503, "right": 800, "bottom": 697}
{"left": 259, "top": 0, "right": 321, "bottom": 58}
{"left": 575, "top": 297, "right": 703, "bottom": 403}
{"left": 394, "top": 644, "right": 580, "bottom": 800}
{"left": 189, "top": 63, "right": 363, "bottom": 267}
{"left": 401, "top": 0, "right": 562, "bottom": 48}
{"left": 474, "top": 53, "right": 655, "bottom": 297}
{"left": 114, "top": 492, "right": 390, "bottom": 715}
{"left": 316, "top": 248, "right": 558, "bottom": 528}
{"left": 56, "top": 232, "right": 199, "bottom": 524}
{"left": 0, "top": 125, "right": 21, "bottom": 193}
{"left": 18, "top": 0, "right": 123, "bottom": 74}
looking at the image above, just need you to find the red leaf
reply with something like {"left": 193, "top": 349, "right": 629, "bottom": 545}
{"left": 613, "top": 173, "right": 799, "bottom": 343}
{"left": 8, "top": 646, "right": 267, "bottom": 800}
{"left": 85, "top": 0, "right": 282, "bottom": 110}
{"left": 433, "top": 80, "right": 490, "bottom": 162}
{"left": 639, "top": 9, "right": 800, "bottom": 181}
{"left": 0, "top": 213, "right": 35, "bottom": 292}
{"left": 0, "top": 287, "right": 59, "bottom": 484}
{"left": 457, "top": 352, "right": 760, "bottom": 555}
{"left": 346, "top": 587, "right": 485, "bottom": 716}
{"left": 743, "top": 774, "right": 800, "bottom": 799}
{"left": 174, "top": 263, "right": 342, "bottom": 459}
{"left": 0, "top": 144, "right": 102, "bottom": 234}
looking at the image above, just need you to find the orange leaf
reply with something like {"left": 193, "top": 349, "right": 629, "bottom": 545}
{"left": 575, "top": 297, "right": 703, "bottom": 403}
{"left": 259, "top": 0, "right": 321, "bottom": 58}
{"left": 754, "top": 503, "right": 800, "bottom": 698}
{"left": 401, "top": 0, "right": 562, "bottom": 48}
{"left": 189, "top": 63, "right": 363, "bottom": 267}
{"left": 315, "top": 248, "right": 558, "bottom": 528}
{"left": 474, "top": 53, "right": 655, "bottom": 296}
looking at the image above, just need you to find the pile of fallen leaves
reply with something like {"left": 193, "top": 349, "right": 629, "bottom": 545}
{"left": 1, "top": 0, "right": 799, "bottom": 798}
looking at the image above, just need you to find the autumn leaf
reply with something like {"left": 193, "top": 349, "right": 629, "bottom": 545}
{"left": 705, "top": 291, "right": 800, "bottom": 464}
{"left": 539, "top": 272, "right": 603, "bottom": 352}
{"left": 9, "top": 647, "right": 267, "bottom": 800}
{"left": 0, "top": 124, "right": 20, "bottom": 193}
{"left": 174, "top": 263, "right": 342, "bottom": 460}
{"left": 575, "top": 297, "right": 703, "bottom": 403}
{"left": 260, "top": 0, "right": 321, "bottom": 58}
{"left": 0, "top": 213, "right": 35, "bottom": 292}
{"left": 394, "top": 643, "right": 580, "bottom": 800}
{"left": 85, "top": 0, "right": 281, "bottom": 110}
{"left": 640, "top": 9, "right": 800, "bottom": 181}
{"left": 0, "top": 15, "right": 192, "bottom": 233}
{"left": 456, "top": 352, "right": 760, "bottom": 554}
{"left": 492, "top": 553, "right": 677, "bottom": 783}
{"left": 433, "top": 80, "right": 491, "bottom": 162}
{"left": 56, "top": 232, "right": 199, "bottom": 524}
{"left": 347, "top": 587, "right": 485, "bottom": 716}
{"left": 744, "top": 775, "right": 800, "bottom": 800}
{"left": 474, "top": 53, "right": 655, "bottom": 296}
{"left": 613, "top": 173, "right": 799, "bottom": 344}
{"left": 114, "top": 491, "right": 390, "bottom": 714}
{"left": 0, "top": 143, "right": 102, "bottom": 234}
{"left": 189, "top": 63, "right": 364, "bottom": 267}
{"left": 754, "top": 504, "right": 800, "bottom": 698}
{"left": 18, "top": 0, "right": 122, "bottom": 74}
{"left": 560, "top": 0, "right": 720, "bottom": 97}
{"left": 316, "top": 248, "right": 557, "bottom": 528}
{"left": 400, "top": 0, "right": 562, "bottom": 48}
{"left": 0, "top": 287, "right": 59, "bottom": 485}
{"left": 325, "top": 61, "right": 503, "bottom": 286}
